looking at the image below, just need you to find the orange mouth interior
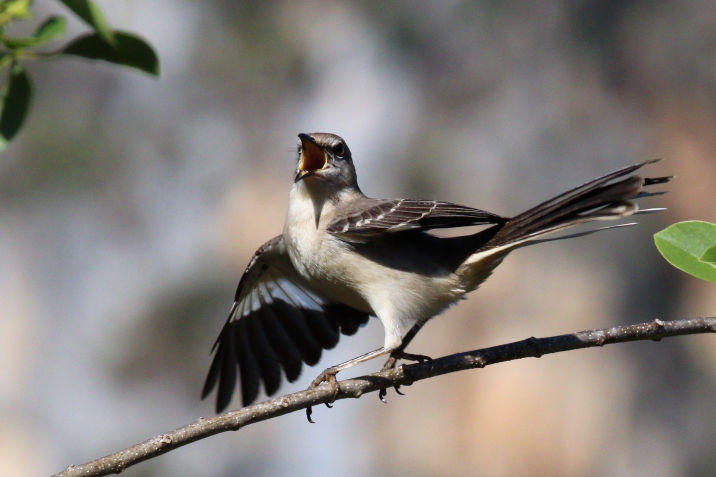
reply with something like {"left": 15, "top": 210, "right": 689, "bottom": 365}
{"left": 300, "top": 139, "right": 326, "bottom": 172}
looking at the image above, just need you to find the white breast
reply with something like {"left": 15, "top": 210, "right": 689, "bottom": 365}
{"left": 283, "top": 184, "right": 371, "bottom": 311}
{"left": 283, "top": 183, "right": 465, "bottom": 347}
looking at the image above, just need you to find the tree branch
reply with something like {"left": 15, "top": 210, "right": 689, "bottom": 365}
{"left": 54, "top": 317, "right": 715, "bottom": 477}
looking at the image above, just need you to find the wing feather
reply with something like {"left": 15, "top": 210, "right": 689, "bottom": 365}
{"left": 256, "top": 283, "right": 303, "bottom": 382}
{"left": 270, "top": 298, "right": 323, "bottom": 365}
{"left": 202, "top": 235, "right": 370, "bottom": 412}
{"left": 327, "top": 199, "right": 505, "bottom": 238}
{"left": 245, "top": 305, "right": 282, "bottom": 396}
{"left": 235, "top": 319, "right": 261, "bottom": 407}
{"left": 215, "top": 325, "right": 237, "bottom": 412}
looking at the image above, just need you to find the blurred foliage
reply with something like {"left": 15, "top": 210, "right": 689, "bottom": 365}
{"left": 654, "top": 221, "right": 716, "bottom": 283}
{"left": 0, "top": 0, "right": 159, "bottom": 149}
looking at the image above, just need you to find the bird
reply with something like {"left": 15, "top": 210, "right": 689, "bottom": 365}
{"left": 201, "top": 132, "right": 671, "bottom": 413}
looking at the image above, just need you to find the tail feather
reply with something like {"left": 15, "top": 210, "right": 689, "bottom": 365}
{"left": 509, "top": 159, "right": 659, "bottom": 225}
{"left": 524, "top": 222, "right": 639, "bottom": 247}
{"left": 634, "top": 190, "right": 667, "bottom": 199}
{"left": 485, "top": 159, "right": 671, "bottom": 249}
{"left": 455, "top": 160, "right": 670, "bottom": 293}
{"left": 644, "top": 176, "right": 673, "bottom": 186}
{"left": 497, "top": 176, "right": 641, "bottom": 244}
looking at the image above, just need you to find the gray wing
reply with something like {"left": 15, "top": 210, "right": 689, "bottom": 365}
{"left": 202, "top": 235, "right": 370, "bottom": 412}
{"left": 326, "top": 199, "right": 506, "bottom": 238}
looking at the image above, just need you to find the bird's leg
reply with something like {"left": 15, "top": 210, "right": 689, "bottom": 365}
{"left": 381, "top": 321, "right": 431, "bottom": 371}
{"left": 310, "top": 347, "right": 392, "bottom": 388}
{"left": 379, "top": 322, "right": 432, "bottom": 401}
{"left": 306, "top": 347, "right": 391, "bottom": 422}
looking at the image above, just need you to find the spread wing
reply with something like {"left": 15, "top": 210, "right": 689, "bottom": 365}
{"left": 327, "top": 199, "right": 506, "bottom": 238}
{"left": 202, "top": 235, "right": 370, "bottom": 412}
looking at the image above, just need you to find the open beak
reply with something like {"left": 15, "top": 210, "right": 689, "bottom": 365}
{"left": 295, "top": 133, "right": 327, "bottom": 182}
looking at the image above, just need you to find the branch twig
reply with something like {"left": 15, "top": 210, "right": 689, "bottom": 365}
{"left": 54, "top": 317, "right": 715, "bottom": 477}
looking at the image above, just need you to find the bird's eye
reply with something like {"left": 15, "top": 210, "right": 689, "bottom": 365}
{"left": 333, "top": 144, "right": 346, "bottom": 157}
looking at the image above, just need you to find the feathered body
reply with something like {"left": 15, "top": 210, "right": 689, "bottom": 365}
{"left": 202, "top": 132, "right": 671, "bottom": 412}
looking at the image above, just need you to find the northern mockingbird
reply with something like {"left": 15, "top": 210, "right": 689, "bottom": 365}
{"left": 202, "top": 132, "right": 671, "bottom": 413}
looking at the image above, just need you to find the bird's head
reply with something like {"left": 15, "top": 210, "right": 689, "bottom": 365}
{"left": 294, "top": 133, "right": 358, "bottom": 190}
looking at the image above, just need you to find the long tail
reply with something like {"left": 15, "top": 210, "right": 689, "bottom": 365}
{"left": 457, "top": 159, "right": 672, "bottom": 288}
{"left": 488, "top": 158, "right": 672, "bottom": 247}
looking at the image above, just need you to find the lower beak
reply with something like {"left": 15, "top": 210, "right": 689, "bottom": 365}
{"left": 296, "top": 133, "right": 326, "bottom": 182}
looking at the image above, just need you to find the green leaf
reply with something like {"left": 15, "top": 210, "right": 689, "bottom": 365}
{"left": 61, "top": 31, "right": 159, "bottom": 76}
{"left": 654, "top": 221, "right": 716, "bottom": 283}
{"left": 0, "top": 0, "right": 32, "bottom": 26}
{"left": 0, "top": 65, "right": 32, "bottom": 147}
{"left": 3, "top": 16, "right": 67, "bottom": 48}
{"left": 0, "top": 52, "right": 10, "bottom": 69}
{"left": 34, "top": 15, "right": 67, "bottom": 43}
{"left": 57, "top": 0, "right": 116, "bottom": 45}
{"left": 701, "top": 246, "right": 716, "bottom": 264}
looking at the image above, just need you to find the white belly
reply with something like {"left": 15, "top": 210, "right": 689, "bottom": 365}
{"left": 283, "top": 187, "right": 464, "bottom": 346}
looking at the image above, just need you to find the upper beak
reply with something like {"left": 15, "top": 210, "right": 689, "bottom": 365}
{"left": 295, "top": 133, "right": 327, "bottom": 182}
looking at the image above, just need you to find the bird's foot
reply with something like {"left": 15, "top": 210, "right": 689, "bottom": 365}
{"left": 310, "top": 368, "right": 340, "bottom": 390}
{"left": 378, "top": 351, "right": 432, "bottom": 402}
{"left": 305, "top": 368, "right": 339, "bottom": 423}
{"left": 382, "top": 351, "right": 433, "bottom": 371}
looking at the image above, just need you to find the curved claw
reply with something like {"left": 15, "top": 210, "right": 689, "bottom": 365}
{"left": 378, "top": 385, "right": 405, "bottom": 403}
{"left": 305, "top": 368, "right": 340, "bottom": 422}
{"left": 306, "top": 406, "right": 315, "bottom": 424}
{"left": 400, "top": 352, "right": 432, "bottom": 363}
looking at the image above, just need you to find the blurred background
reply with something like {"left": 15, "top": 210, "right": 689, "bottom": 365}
{"left": 1, "top": 1, "right": 715, "bottom": 476}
